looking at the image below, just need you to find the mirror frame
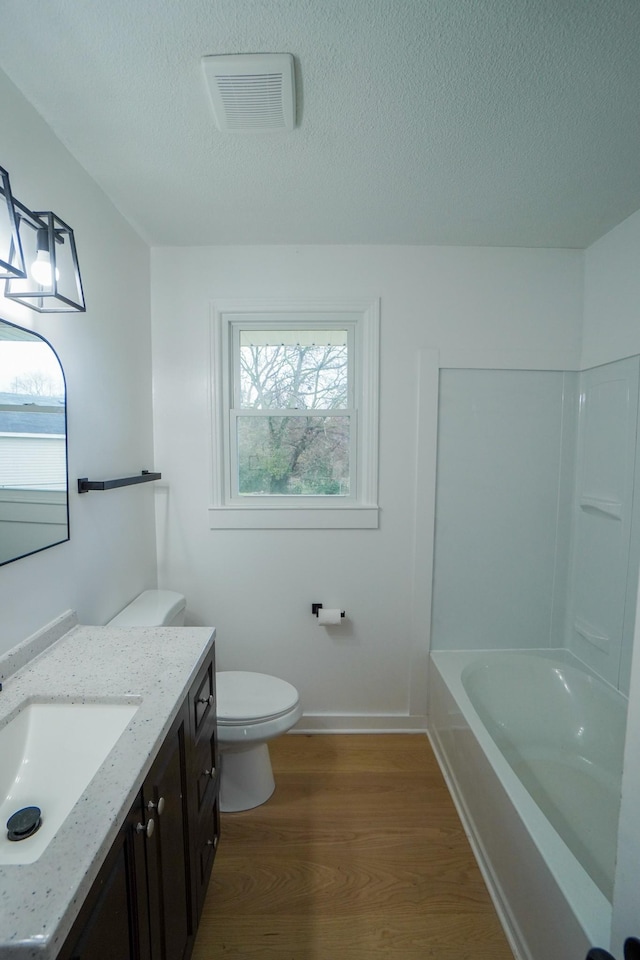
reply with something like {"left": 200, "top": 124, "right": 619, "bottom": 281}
{"left": 0, "top": 317, "right": 69, "bottom": 566}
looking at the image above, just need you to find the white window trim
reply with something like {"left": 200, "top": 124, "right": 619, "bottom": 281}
{"left": 208, "top": 298, "right": 380, "bottom": 529}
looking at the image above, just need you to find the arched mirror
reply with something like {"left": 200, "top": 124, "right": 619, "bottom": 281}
{"left": 0, "top": 317, "right": 68, "bottom": 565}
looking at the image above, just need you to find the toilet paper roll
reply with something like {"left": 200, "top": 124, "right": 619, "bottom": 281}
{"left": 317, "top": 607, "right": 343, "bottom": 625}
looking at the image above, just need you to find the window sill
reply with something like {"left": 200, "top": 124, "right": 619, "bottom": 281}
{"left": 207, "top": 505, "right": 379, "bottom": 529}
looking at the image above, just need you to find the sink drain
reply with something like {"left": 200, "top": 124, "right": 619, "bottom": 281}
{"left": 7, "top": 806, "right": 42, "bottom": 841}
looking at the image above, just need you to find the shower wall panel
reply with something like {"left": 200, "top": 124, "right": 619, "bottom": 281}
{"left": 567, "top": 357, "right": 640, "bottom": 693}
{"left": 431, "top": 369, "right": 577, "bottom": 651}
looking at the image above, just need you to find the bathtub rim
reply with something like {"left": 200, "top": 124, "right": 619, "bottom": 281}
{"left": 429, "top": 647, "right": 621, "bottom": 956}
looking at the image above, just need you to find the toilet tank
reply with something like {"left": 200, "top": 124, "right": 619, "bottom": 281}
{"left": 107, "top": 590, "right": 186, "bottom": 627}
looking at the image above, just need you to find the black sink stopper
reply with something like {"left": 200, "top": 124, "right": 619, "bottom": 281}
{"left": 7, "top": 806, "right": 42, "bottom": 841}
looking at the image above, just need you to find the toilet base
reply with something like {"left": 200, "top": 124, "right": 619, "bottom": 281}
{"left": 219, "top": 743, "right": 276, "bottom": 812}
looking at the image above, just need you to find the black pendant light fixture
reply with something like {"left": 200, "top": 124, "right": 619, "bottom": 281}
{"left": 5, "top": 210, "right": 85, "bottom": 313}
{"left": 0, "top": 164, "right": 85, "bottom": 313}
{"left": 0, "top": 166, "right": 26, "bottom": 280}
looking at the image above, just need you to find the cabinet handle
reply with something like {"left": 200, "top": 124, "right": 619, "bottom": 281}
{"left": 147, "top": 797, "right": 165, "bottom": 815}
{"left": 136, "top": 818, "right": 155, "bottom": 838}
{"left": 203, "top": 768, "right": 216, "bottom": 778}
{"left": 198, "top": 694, "right": 214, "bottom": 706}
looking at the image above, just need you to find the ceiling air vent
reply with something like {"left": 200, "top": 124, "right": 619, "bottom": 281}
{"left": 201, "top": 53, "right": 296, "bottom": 132}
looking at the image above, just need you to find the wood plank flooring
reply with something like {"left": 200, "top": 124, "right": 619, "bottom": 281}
{"left": 193, "top": 734, "right": 514, "bottom": 960}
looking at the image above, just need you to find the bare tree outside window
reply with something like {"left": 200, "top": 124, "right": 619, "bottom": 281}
{"left": 11, "top": 371, "right": 62, "bottom": 399}
{"left": 236, "top": 330, "right": 350, "bottom": 495}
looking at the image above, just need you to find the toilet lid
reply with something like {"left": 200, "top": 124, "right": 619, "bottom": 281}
{"left": 216, "top": 671, "right": 299, "bottom": 723}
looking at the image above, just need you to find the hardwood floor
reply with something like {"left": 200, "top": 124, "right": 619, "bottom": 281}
{"left": 193, "top": 734, "right": 514, "bottom": 960}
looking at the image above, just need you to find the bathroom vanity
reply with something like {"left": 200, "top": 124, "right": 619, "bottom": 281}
{"left": 0, "top": 619, "right": 219, "bottom": 960}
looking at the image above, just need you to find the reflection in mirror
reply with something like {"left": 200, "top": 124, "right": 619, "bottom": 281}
{"left": 0, "top": 318, "right": 68, "bottom": 565}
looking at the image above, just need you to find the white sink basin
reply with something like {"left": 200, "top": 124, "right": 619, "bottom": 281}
{"left": 0, "top": 699, "right": 139, "bottom": 864}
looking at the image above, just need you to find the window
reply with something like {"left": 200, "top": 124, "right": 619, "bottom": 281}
{"left": 209, "top": 300, "right": 379, "bottom": 529}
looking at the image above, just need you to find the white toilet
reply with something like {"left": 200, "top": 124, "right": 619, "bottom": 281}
{"left": 216, "top": 671, "right": 302, "bottom": 813}
{"left": 107, "top": 590, "right": 302, "bottom": 813}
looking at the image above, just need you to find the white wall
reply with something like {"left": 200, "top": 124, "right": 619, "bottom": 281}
{"left": 151, "top": 245, "right": 582, "bottom": 725}
{"left": 0, "top": 69, "right": 157, "bottom": 653}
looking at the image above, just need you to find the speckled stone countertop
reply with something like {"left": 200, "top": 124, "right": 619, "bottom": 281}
{"left": 0, "top": 622, "right": 215, "bottom": 960}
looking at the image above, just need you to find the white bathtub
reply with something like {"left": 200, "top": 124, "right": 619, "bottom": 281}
{"left": 429, "top": 650, "right": 628, "bottom": 960}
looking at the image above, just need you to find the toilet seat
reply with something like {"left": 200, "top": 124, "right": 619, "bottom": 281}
{"left": 217, "top": 671, "right": 299, "bottom": 724}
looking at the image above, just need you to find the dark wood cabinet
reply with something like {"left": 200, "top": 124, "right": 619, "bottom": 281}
{"left": 58, "top": 647, "right": 219, "bottom": 960}
{"left": 58, "top": 791, "right": 151, "bottom": 960}
{"left": 144, "top": 710, "right": 192, "bottom": 960}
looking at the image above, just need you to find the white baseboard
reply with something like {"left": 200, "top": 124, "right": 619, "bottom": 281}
{"left": 291, "top": 714, "right": 428, "bottom": 734}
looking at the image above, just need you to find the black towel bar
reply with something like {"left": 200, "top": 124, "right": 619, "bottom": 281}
{"left": 77, "top": 470, "right": 161, "bottom": 494}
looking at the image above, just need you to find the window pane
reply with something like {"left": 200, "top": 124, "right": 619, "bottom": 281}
{"left": 239, "top": 330, "right": 348, "bottom": 410}
{"left": 237, "top": 416, "right": 350, "bottom": 495}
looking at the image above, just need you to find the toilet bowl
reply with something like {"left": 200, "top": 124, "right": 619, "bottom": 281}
{"left": 216, "top": 671, "right": 302, "bottom": 812}
{"left": 107, "top": 591, "right": 302, "bottom": 813}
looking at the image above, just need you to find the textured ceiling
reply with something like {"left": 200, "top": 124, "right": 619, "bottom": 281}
{"left": 1, "top": 0, "right": 640, "bottom": 248}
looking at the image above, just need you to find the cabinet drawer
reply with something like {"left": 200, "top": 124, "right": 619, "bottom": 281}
{"left": 191, "top": 659, "right": 215, "bottom": 737}
{"left": 195, "top": 798, "right": 220, "bottom": 917}
{"left": 194, "top": 731, "right": 217, "bottom": 812}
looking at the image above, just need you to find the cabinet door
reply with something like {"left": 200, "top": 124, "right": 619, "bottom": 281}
{"left": 60, "top": 793, "right": 151, "bottom": 960}
{"left": 143, "top": 709, "right": 193, "bottom": 960}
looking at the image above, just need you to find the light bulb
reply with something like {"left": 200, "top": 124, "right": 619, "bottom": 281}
{"left": 30, "top": 227, "right": 60, "bottom": 287}
{"left": 30, "top": 252, "right": 59, "bottom": 286}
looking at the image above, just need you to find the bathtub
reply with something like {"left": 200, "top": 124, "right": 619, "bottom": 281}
{"left": 428, "top": 650, "right": 627, "bottom": 960}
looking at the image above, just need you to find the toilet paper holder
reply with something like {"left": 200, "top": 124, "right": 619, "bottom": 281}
{"left": 311, "top": 603, "right": 346, "bottom": 618}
